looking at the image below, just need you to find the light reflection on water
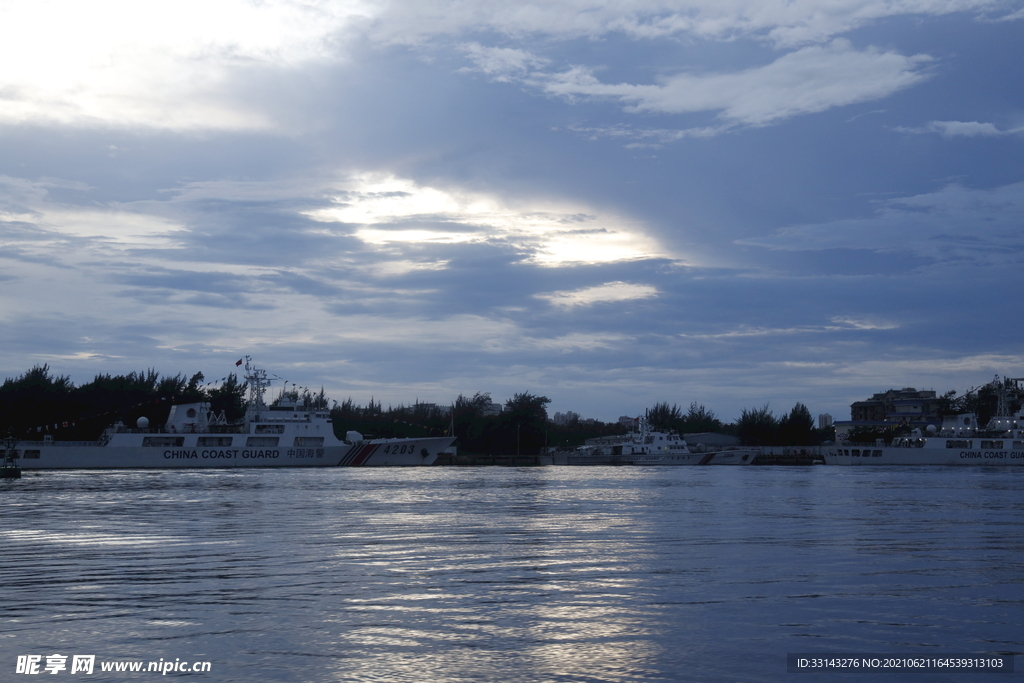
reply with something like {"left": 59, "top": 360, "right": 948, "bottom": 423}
{"left": 1, "top": 467, "right": 1021, "bottom": 682}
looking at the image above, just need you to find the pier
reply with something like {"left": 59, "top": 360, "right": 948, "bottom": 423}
{"left": 755, "top": 447, "right": 825, "bottom": 466}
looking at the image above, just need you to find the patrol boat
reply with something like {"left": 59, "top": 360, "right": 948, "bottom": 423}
{"left": 13, "top": 359, "right": 454, "bottom": 469}
{"left": 826, "top": 384, "right": 1024, "bottom": 466}
{"left": 543, "top": 418, "right": 757, "bottom": 465}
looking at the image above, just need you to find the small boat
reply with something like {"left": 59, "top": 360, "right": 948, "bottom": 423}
{"left": 12, "top": 359, "right": 454, "bottom": 469}
{"left": 543, "top": 418, "right": 757, "bottom": 465}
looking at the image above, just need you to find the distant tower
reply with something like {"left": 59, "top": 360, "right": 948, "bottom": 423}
{"left": 818, "top": 413, "right": 833, "bottom": 429}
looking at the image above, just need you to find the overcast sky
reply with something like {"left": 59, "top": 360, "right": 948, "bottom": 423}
{"left": 1, "top": 0, "right": 1022, "bottom": 423}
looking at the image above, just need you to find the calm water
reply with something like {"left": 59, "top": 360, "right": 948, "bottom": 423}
{"left": 1, "top": 467, "right": 1021, "bottom": 682}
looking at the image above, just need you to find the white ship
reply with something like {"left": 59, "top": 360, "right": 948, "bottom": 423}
{"left": 542, "top": 418, "right": 757, "bottom": 465}
{"left": 826, "top": 405, "right": 1024, "bottom": 466}
{"left": 11, "top": 359, "right": 454, "bottom": 469}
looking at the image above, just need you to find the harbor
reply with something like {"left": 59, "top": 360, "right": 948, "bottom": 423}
{"left": 2, "top": 365, "right": 1023, "bottom": 469}
{"left": 4, "top": 5, "right": 1019, "bottom": 678}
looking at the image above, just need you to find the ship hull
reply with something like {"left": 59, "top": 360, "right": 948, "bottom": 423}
{"left": 548, "top": 449, "right": 758, "bottom": 465}
{"left": 825, "top": 442, "right": 1024, "bottom": 465}
{"left": 14, "top": 436, "right": 454, "bottom": 469}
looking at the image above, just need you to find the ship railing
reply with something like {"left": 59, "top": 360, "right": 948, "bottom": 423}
{"left": 17, "top": 440, "right": 103, "bottom": 447}
{"left": 974, "top": 429, "right": 1015, "bottom": 439}
{"left": 116, "top": 427, "right": 188, "bottom": 435}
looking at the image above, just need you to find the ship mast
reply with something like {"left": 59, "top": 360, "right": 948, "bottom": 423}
{"left": 994, "top": 375, "right": 1008, "bottom": 420}
{"left": 242, "top": 356, "right": 281, "bottom": 418}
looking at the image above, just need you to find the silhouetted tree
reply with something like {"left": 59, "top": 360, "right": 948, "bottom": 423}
{"left": 0, "top": 365, "right": 75, "bottom": 436}
{"left": 737, "top": 404, "right": 777, "bottom": 446}
{"left": 450, "top": 392, "right": 492, "bottom": 447}
{"left": 646, "top": 401, "right": 724, "bottom": 434}
{"left": 935, "top": 389, "right": 959, "bottom": 415}
{"left": 547, "top": 415, "right": 626, "bottom": 450}
{"left": 647, "top": 402, "right": 683, "bottom": 431}
{"left": 682, "top": 402, "right": 722, "bottom": 433}
{"left": 501, "top": 392, "right": 551, "bottom": 454}
{"left": 209, "top": 373, "right": 246, "bottom": 422}
{"left": 778, "top": 402, "right": 815, "bottom": 446}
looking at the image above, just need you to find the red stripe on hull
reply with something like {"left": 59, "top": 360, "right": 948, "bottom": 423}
{"left": 350, "top": 444, "right": 378, "bottom": 467}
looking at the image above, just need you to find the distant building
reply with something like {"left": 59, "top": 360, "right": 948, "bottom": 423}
{"left": 414, "top": 402, "right": 451, "bottom": 416}
{"left": 480, "top": 399, "right": 503, "bottom": 417}
{"left": 618, "top": 415, "right": 639, "bottom": 429}
{"left": 836, "top": 387, "right": 943, "bottom": 438}
{"left": 818, "top": 413, "right": 833, "bottom": 429}
{"left": 850, "top": 388, "right": 942, "bottom": 423}
{"left": 552, "top": 411, "right": 580, "bottom": 426}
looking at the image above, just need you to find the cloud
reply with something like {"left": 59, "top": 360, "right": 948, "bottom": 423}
{"left": 532, "top": 40, "right": 931, "bottom": 126}
{"left": 2, "top": 162, "right": 1020, "bottom": 423}
{"left": 565, "top": 124, "right": 720, "bottom": 146}
{"left": 459, "top": 43, "right": 550, "bottom": 81}
{"left": 737, "top": 181, "right": 1024, "bottom": 264}
{"left": 536, "top": 282, "right": 659, "bottom": 307}
{"left": 372, "top": 0, "right": 1012, "bottom": 48}
{"left": 2, "top": 0, "right": 1006, "bottom": 132}
{"left": 304, "top": 173, "right": 667, "bottom": 266}
{"left": 0, "top": 176, "right": 190, "bottom": 271}
{"left": 927, "top": 120, "right": 1005, "bottom": 137}
{"left": 0, "top": 0, "right": 372, "bottom": 129}
{"left": 0, "top": 170, "right": 678, "bottom": 365}
{"left": 829, "top": 316, "right": 899, "bottom": 331}
{"left": 982, "top": 5, "right": 1024, "bottom": 21}
{"left": 0, "top": 172, "right": 674, "bottom": 339}
{"left": 674, "top": 316, "right": 900, "bottom": 339}
{"left": 895, "top": 120, "right": 1024, "bottom": 137}
{"left": 2, "top": 2, "right": 1021, "bottom": 423}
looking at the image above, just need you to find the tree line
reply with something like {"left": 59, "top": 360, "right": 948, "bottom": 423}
{"left": 11, "top": 363, "right": 939, "bottom": 452}
{"left": 0, "top": 365, "right": 246, "bottom": 441}
{"left": 329, "top": 391, "right": 625, "bottom": 455}
{"left": 645, "top": 401, "right": 831, "bottom": 447}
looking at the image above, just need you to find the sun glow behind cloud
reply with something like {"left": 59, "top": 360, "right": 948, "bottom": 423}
{"left": 305, "top": 174, "right": 665, "bottom": 266}
{"left": 0, "top": 0, "right": 375, "bottom": 129}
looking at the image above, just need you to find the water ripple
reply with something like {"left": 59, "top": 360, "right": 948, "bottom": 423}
{"left": 1, "top": 467, "right": 1021, "bottom": 681}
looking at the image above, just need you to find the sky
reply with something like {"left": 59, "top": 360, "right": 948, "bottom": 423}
{"left": 1, "top": 0, "right": 1022, "bottom": 423}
